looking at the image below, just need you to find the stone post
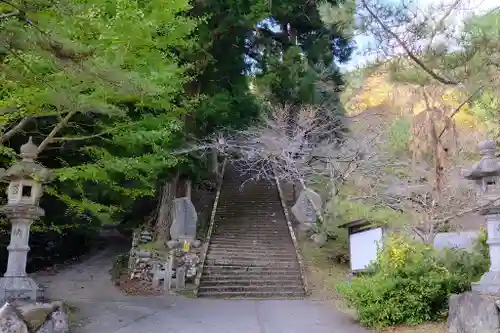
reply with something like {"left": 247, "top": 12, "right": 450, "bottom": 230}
{"left": 464, "top": 138, "right": 500, "bottom": 294}
{"left": 0, "top": 137, "right": 52, "bottom": 301}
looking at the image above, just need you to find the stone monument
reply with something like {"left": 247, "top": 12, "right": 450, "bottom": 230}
{"left": 433, "top": 231, "right": 479, "bottom": 251}
{"left": 167, "top": 197, "right": 200, "bottom": 248}
{"left": 0, "top": 137, "right": 52, "bottom": 301}
{"left": 464, "top": 137, "right": 500, "bottom": 294}
{"left": 291, "top": 189, "right": 322, "bottom": 231}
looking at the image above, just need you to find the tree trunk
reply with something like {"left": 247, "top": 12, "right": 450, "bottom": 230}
{"left": 155, "top": 174, "right": 179, "bottom": 243}
{"left": 186, "top": 179, "right": 192, "bottom": 199}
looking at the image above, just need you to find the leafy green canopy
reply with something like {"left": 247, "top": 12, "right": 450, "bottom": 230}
{"left": 1, "top": 0, "right": 199, "bottom": 222}
{"left": 250, "top": 0, "right": 355, "bottom": 114}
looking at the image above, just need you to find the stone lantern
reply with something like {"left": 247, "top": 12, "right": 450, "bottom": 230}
{"left": 464, "top": 137, "right": 500, "bottom": 294}
{"left": 0, "top": 137, "right": 52, "bottom": 301}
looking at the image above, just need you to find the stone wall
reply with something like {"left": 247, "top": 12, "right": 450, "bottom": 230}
{"left": 127, "top": 229, "right": 201, "bottom": 291}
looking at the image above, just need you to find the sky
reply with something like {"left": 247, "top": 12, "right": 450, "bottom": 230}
{"left": 341, "top": 0, "right": 499, "bottom": 71}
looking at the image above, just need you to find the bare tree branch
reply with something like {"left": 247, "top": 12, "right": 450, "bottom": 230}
{"left": 0, "top": 10, "right": 19, "bottom": 19}
{"left": 37, "top": 110, "right": 78, "bottom": 153}
{"left": 0, "top": 117, "right": 32, "bottom": 143}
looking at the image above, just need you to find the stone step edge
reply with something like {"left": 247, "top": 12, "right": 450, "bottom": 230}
{"left": 199, "top": 285, "right": 305, "bottom": 289}
{"left": 200, "top": 280, "right": 302, "bottom": 285}
{"left": 197, "top": 291, "right": 305, "bottom": 298}
{"left": 200, "top": 275, "right": 302, "bottom": 280}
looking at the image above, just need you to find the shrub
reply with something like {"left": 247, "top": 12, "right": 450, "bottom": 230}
{"left": 439, "top": 230, "right": 488, "bottom": 292}
{"left": 337, "top": 233, "right": 489, "bottom": 329}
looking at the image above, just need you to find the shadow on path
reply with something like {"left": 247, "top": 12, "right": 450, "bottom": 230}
{"left": 33, "top": 231, "right": 369, "bottom": 333}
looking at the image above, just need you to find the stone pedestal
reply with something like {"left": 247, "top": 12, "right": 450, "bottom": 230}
{"left": 0, "top": 205, "right": 44, "bottom": 301}
{"left": 448, "top": 292, "right": 500, "bottom": 333}
{"left": 472, "top": 212, "right": 500, "bottom": 294}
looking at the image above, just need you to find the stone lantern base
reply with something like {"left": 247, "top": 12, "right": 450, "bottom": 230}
{"left": 472, "top": 271, "right": 500, "bottom": 295}
{"left": 0, "top": 275, "right": 44, "bottom": 301}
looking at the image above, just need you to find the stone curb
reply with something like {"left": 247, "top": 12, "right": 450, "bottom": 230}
{"left": 274, "top": 177, "right": 309, "bottom": 296}
{"left": 194, "top": 159, "right": 227, "bottom": 296}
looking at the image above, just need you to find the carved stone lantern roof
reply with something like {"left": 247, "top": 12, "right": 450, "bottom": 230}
{"left": 464, "top": 138, "right": 500, "bottom": 181}
{"left": 0, "top": 137, "right": 53, "bottom": 183}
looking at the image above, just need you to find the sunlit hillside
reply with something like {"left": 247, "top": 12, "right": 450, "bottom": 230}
{"left": 342, "top": 71, "right": 483, "bottom": 132}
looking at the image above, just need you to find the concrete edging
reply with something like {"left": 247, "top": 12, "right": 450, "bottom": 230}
{"left": 274, "top": 177, "right": 309, "bottom": 296}
{"left": 194, "top": 159, "right": 227, "bottom": 296}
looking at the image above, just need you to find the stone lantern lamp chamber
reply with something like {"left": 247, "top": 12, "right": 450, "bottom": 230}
{"left": 464, "top": 137, "right": 500, "bottom": 294}
{"left": 0, "top": 137, "right": 53, "bottom": 301}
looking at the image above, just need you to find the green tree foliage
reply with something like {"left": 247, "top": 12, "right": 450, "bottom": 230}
{"left": 183, "top": 0, "right": 264, "bottom": 136}
{"left": 384, "top": 9, "right": 500, "bottom": 90}
{"left": 0, "top": 0, "right": 199, "bottom": 221}
{"left": 1, "top": 0, "right": 356, "bottom": 228}
{"left": 248, "top": 0, "right": 355, "bottom": 122}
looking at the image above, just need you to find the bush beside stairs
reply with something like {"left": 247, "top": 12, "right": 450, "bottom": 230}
{"left": 198, "top": 166, "right": 306, "bottom": 299}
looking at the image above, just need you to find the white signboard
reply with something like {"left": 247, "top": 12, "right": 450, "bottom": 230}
{"left": 433, "top": 231, "right": 478, "bottom": 251}
{"left": 349, "top": 227, "right": 383, "bottom": 271}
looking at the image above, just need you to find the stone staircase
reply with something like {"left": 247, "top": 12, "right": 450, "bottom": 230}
{"left": 198, "top": 166, "right": 306, "bottom": 298}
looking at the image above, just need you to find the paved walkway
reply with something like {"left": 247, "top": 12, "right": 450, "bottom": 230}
{"left": 33, "top": 234, "right": 368, "bottom": 333}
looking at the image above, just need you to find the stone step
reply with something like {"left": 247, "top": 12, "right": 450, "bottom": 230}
{"left": 197, "top": 290, "right": 305, "bottom": 299}
{"left": 213, "top": 226, "right": 289, "bottom": 231}
{"left": 198, "top": 285, "right": 305, "bottom": 293}
{"left": 213, "top": 229, "right": 290, "bottom": 234}
{"left": 213, "top": 229, "right": 288, "bottom": 233}
{"left": 199, "top": 279, "right": 303, "bottom": 287}
{"left": 222, "top": 191, "right": 276, "bottom": 193}
{"left": 214, "top": 221, "right": 286, "bottom": 224}
{"left": 209, "top": 241, "right": 295, "bottom": 253}
{"left": 205, "top": 259, "right": 299, "bottom": 267}
{"left": 218, "top": 209, "right": 281, "bottom": 211}
{"left": 217, "top": 206, "right": 281, "bottom": 209}
{"left": 212, "top": 230, "right": 290, "bottom": 235}
{"left": 213, "top": 224, "right": 288, "bottom": 228}
{"left": 198, "top": 166, "right": 305, "bottom": 300}
{"left": 215, "top": 217, "right": 285, "bottom": 220}
{"left": 203, "top": 265, "right": 300, "bottom": 272}
{"left": 218, "top": 196, "right": 280, "bottom": 199}
{"left": 208, "top": 241, "right": 294, "bottom": 248}
{"left": 207, "top": 240, "right": 294, "bottom": 247}
{"left": 209, "top": 236, "right": 292, "bottom": 242}
{"left": 211, "top": 232, "right": 291, "bottom": 237}
{"left": 217, "top": 206, "right": 279, "bottom": 209}
{"left": 206, "top": 253, "right": 297, "bottom": 261}
{"left": 207, "top": 248, "right": 294, "bottom": 256}
{"left": 213, "top": 223, "right": 287, "bottom": 227}
{"left": 210, "top": 236, "right": 291, "bottom": 241}
{"left": 201, "top": 273, "right": 302, "bottom": 281}
{"left": 207, "top": 244, "right": 294, "bottom": 251}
